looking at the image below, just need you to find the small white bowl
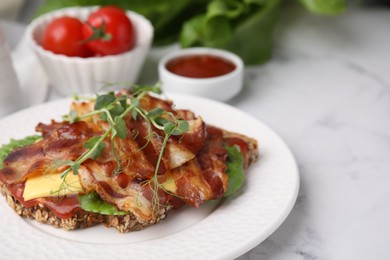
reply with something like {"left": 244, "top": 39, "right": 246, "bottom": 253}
{"left": 26, "top": 7, "right": 153, "bottom": 96}
{"left": 158, "top": 47, "right": 243, "bottom": 102}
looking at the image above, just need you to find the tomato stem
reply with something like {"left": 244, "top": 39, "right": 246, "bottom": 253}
{"left": 82, "top": 20, "right": 112, "bottom": 44}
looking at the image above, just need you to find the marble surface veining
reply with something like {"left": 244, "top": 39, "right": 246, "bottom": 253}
{"left": 234, "top": 7, "right": 390, "bottom": 260}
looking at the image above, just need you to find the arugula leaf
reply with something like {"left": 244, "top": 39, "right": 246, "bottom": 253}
{"left": 0, "top": 135, "right": 41, "bottom": 169}
{"left": 79, "top": 192, "right": 126, "bottom": 215}
{"left": 224, "top": 144, "right": 245, "bottom": 197}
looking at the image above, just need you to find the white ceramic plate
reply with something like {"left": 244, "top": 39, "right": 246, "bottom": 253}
{"left": 0, "top": 94, "right": 299, "bottom": 259}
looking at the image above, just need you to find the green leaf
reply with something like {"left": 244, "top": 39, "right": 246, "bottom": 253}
{"left": 154, "top": 117, "right": 169, "bottom": 127}
{"left": 94, "top": 93, "right": 116, "bottom": 110}
{"left": 298, "top": 0, "right": 347, "bottom": 15}
{"left": 147, "top": 108, "right": 165, "bottom": 119}
{"left": 117, "top": 96, "right": 128, "bottom": 109}
{"left": 177, "top": 120, "right": 190, "bottom": 133}
{"left": 180, "top": 0, "right": 281, "bottom": 65}
{"left": 132, "top": 109, "right": 139, "bottom": 120}
{"left": 100, "top": 112, "right": 108, "bottom": 121}
{"left": 131, "top": 84, "right": 163, "bottom": 96}
{"left": 78, "top": 191, "right": 126, "bottom": 215}
{"left": 109, "top": 104, "right": 125, "bottom": 118}
{"left": 0, "top": 135, "right": 41, "bottom": 169}
{"left": 207, "top": 0, "right": 245, "bottom": 19}
{"left": 131, "top": 98, "right": 140, "bottom": 108}
{"left": 91, "top": 143, "right": 106, "bottom": 159}
{"left": 163, "top": 122, "right": 176, "bottom": 135}
{"left": 171, "top": 120, "right": 190, "bottom": 136}
{"left": 84, "top": 136, "right": 106, "bottom": 159}
{"left": 224, "top": 144, "right": 245, "bottom": 197}
{"left": 180, "top": 15, "right": 204, "bottom": 48}
{"left": 71, "top": 163, "right": 80, "bottom": 175}
{"left": 114, "top": 117, "right": 127, "bottom": 139}
{"left": 84, "top": 136, "right": 100, "bottom": 149}
{"left": 64, "top": 109, "right": 79, "bottom": 123}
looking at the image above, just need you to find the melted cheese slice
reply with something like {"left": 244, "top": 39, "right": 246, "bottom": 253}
{"left": 23, "top": 172, "right": 83, "bottom": 201}
{"left": 161, "top": 171, "right": 177, "bottom": 193}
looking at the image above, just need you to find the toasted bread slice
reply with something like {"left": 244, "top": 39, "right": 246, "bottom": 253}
{"left": 0, "top": 129, "right": 258, "bottom": 232}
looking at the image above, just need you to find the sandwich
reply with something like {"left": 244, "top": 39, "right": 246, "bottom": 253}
{"left": 0, "top": 85, "right": 258, "bottom": 232}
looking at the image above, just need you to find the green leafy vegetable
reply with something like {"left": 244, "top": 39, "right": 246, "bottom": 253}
{"left": 79, "top": 192, "right": 127, "bottom": 215}
{"left": 36, "top": 0, "right": 347, "bottom": 65}
{"left": 181, "top": 0, "right": 281, "bottom": 64}
{"left": 224, "top": 144, "right": 245, "bottom": 197}
{"left": 0, "top": 135, "right": 41, "bottom": 169}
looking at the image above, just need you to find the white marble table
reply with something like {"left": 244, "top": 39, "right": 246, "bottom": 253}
{"left": 3, "top": 5, "right": 390, "bottom": 260}
{"left": 234, "top": 7, "right": 390, "bottom": 260}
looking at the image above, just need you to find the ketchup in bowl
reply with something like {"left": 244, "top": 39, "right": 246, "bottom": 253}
{"left": 166, "top": 54, "right": 236, "bottom": 78}
{"left": 158, "top": 47, "right": 244, "bottom": 101}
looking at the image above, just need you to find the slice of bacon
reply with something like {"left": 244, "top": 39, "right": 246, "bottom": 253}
{"left": 170, "top": 125, "right": 228, "bottom": 207}
{"left": 0, "top": 93, "right": 233, "bottom": 222}
{"left": 0, "top": 121, "right": 94, "bottom": 185}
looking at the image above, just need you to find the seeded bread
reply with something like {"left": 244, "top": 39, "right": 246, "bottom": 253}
{"left": 0, "top": 183, "right": 170, "bottom": 232}
{"left": 0, "top": 131, "right": 258, "bottom": 232}
{"left": 223, "top": 130, "right": 259, "bottom": 168}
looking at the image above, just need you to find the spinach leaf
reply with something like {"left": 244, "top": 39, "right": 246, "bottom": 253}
{"left": 180, "top": 0, "right": 280, "bottom": 65}
{"left": 0, "top": 135, "right": 41, "bottom": 169}
{"left": 224, "top": 144, "right": 245, "bottom": 197}
{"left": 79, "top": 191, "right": 127, "bottom": 215}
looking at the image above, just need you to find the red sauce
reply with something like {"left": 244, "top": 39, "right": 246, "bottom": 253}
{"left": 43, "top": 196, "right": 80, "bottom": 219}
{"left": 7, "top": 183, "right": 80, "bottom": 219}
{"left": 166, "top": 54, "right": 236, "bottom": 78}
{"left": 8, "top": 183, "right": 38, "bottom": 208}
{"left": 224, "top": 137, "right": 248, "bottom": 158}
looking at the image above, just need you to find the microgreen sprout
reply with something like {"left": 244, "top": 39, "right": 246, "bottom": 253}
{"left": 59, "top": 83, "right": 189, "bottom": 218}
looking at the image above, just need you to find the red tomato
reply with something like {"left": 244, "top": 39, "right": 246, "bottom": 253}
{"left": 42, "top": 16, "right": 92, "bottom": 57}
{"left": 82, "top": 6, "right": 135, "bottom": 56}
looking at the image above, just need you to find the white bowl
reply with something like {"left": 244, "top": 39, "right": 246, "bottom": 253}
{"left": 26, "top": 7, "right": 153, "bottom": 96}
{"left": 158, "top": 47, "right": 243, "bottom": 102}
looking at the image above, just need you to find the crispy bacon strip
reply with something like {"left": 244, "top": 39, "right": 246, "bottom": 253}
{"left": 170, "top": 126, "right": 228, "bottom": 207}
{"left": 0, "top": 93, "right": 232, "bottom": 222}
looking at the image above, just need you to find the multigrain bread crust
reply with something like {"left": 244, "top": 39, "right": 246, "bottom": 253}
{"left": 0, "top": 184, "right": 169, "bottom": 232}
{"left": 0, "top": 130, "right": 258, "bottom": 233}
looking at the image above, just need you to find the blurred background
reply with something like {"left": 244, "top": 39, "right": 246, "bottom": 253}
{"left": 1, "top": 0, "right": 389, "bottom": 23}
{"left": 1, "top": 0, "right": 390, "bottom": 65}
